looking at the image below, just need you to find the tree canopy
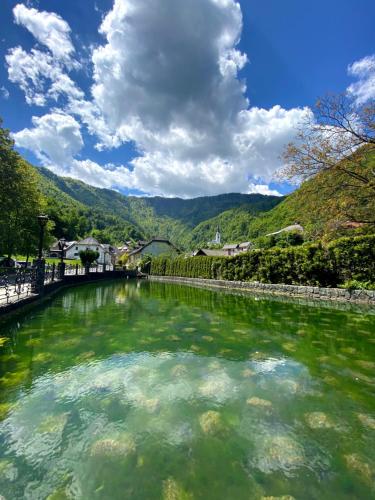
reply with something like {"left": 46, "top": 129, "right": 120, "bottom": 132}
{"left": 0, "top": 119, "right": 46, "bottom": 259}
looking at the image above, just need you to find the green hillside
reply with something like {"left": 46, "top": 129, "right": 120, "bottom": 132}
{"left": 246, "top": 154, "right": 375, "bottom": 241}
{"left": 36, "top": 167, "right": 281, "bottom": 247}
{"left": 33, "top": 152, "right": 374, "bottom": 250}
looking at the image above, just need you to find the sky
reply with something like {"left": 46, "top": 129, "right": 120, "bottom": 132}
{"left": 0, "top": 0, "right": 374, "bottom": 198}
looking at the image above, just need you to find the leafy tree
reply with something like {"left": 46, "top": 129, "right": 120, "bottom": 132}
{"left": 0, "top": 119, "right": 45, "bottom": 260}
{"left": 282, "top": 93, "right": 375, "bottom": 225}
{"left": 79, "top": 249, "right": 99, "bottom": 266}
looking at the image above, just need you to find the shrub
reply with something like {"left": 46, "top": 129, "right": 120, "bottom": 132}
{"left": 79, "top": 249, "right": 99, "bottom": 266}
{"left": 150, "top": 235, "right": 375, "bottom": 288}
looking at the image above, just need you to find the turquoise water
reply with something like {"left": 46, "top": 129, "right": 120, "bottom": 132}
{"left": 0, "top": 280, "right": 374, "bottom": 499}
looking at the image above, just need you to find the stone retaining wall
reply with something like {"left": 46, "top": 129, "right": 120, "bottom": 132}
{"left": 149, "top": 276, "right": 375, "bottom": 305}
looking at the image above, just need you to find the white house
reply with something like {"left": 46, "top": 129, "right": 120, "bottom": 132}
{"left": 63, "top": 237, "right": 114, "bottom": 265}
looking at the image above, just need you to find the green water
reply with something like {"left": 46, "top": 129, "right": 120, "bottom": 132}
{"left": 0, "top": 280, "right": 374, "bottom": 500}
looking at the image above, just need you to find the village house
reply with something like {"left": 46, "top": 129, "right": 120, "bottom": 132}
{"left": 193, "top": 241, "right": 253, "bottom": 258}
{"left": 50, "top": 237, "right": 116, "bottom": 265}
{"left": 192, "top": 249, "right": 227, "bottom": 257}
{"left": 222, "top": 244, "right": 239, "bottom": 256}
{"left": 127, "top": 238, "right": 180, "bottom": 266}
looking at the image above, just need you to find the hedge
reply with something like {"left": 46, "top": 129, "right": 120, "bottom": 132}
{"left": 150, "top": 235, "right": 375, "bottom": 287}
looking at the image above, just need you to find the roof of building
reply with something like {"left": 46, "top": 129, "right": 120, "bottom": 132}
{"left": 128, "top": 238, "right": 180, "bottom": 257}
{"left": 267, "top": 224, "right": 304, "bottom": 236}
{"left": 193, "top": 248, "right": 227, "bottom": 257}
{"left": 50, "top": 240, "right": 77, "bottom": 251}
{"left": 78, "top": 237, "right": 101, "bottom": 246}
{"left": 238, "top": 242, "right": 252, "bottom": 248}
{"left": 223, "top": 244, "right": 239, "bottom": 250}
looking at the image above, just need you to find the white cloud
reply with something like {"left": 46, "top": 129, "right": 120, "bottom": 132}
{"left": 6, "top": 47, "right": 81, "bottom": 105}
{"left": 14, "top": 112, "right": 84, "bottom": 166}
{"left": 347, "top": 54, "right": 375, "bottom": 104}
{"left": 13, "top": 111, "right": 134, "bottom": 189}
{"left": 13, "top": 4, "right": 76, "bottom": 64}
{"left": 9, "top": 0, "right": 310, "bottom": 197}
{"left": 0, "top": 86, "right": 9, "bottom": 99}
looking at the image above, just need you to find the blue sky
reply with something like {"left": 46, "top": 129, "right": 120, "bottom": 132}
{"left": 0, "top": 0, "right": 374, "bottom": 198}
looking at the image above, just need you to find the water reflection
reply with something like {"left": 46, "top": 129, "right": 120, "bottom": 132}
{"left": 0, "top": 280, "right": 373, "bottom": 499}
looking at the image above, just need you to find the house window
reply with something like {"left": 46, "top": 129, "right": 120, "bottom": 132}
{"left": 76, "top": 246, "right": 78, "bottom": 250}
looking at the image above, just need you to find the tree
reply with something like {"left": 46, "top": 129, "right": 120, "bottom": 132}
{"left": 0, "top": 119, "right": 45, "bottom": 260}
{"left": 281, "top": 94, "right": 375, "bottom": 224}
{"left": 79, "top": 249, "right": 99, "bottom": 267}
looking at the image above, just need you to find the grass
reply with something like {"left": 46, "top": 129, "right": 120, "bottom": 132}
{"left": 13, "top": 255, "right": 80, "bottom": 265}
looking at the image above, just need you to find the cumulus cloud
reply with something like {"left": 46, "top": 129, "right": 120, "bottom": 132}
{"left": 14, "top": 112, "right": 84, "bottom": 165}
{"left": 13, "top": 4, "right": 76, "bottom": 64}
{"left": 13, "top": 112, "right": 133, "bottom": 189}
{"left": 9, "top": 0, "right": 310, "bottom": 197}
{"left": 347, "top": 54, "right": 375, "bottom": 104}
{"left": 6, "top": 47, "right": 81, "bottom": 105}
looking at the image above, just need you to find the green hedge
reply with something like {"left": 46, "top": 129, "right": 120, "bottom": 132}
{"left": 150, "top": 235, "right": 375, "bottom": 287}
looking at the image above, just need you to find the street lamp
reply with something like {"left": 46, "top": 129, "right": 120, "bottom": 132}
{"left": 37, "top": 215, "right": 49, "bottom": 260}
{"left": 58, "top": 237, "right": 67, "bottom": 263}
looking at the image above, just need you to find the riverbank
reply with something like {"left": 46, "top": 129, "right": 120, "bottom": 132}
{"left": 148, "top": 275, "right": 375, "bottom": 306}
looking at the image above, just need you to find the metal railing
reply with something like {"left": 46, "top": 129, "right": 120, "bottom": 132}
{"left": 0, "top": 261, "right": 117, "bottom": 307}
{"left": 0, "top": 267, "right": 35, "bottom": 305}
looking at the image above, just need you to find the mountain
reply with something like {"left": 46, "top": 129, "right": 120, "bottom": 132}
{"left": 35, "top": 150, "right": 374, "bottom": 249}
{"left": 36, "top": 167, "right": 282, "bottom": 248}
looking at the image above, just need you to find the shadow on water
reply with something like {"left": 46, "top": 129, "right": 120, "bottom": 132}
{"left": 0, "top": 280, "right": 374, "bottom": 499}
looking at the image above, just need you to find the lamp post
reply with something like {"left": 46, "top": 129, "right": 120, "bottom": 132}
{"left": 58, "top": 237, "right": 67, "bottom": 263}
{"left": 37, "top": 215, "right": 49, "bottom": 260}
{"left": 57, "top": 237, "right": 67, "bottom": 280}
{"left": 32, "top": 214, "right": 48, "bottom": 295}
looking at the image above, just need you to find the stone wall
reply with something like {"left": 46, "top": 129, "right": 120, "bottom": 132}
{"left": 149, "top": 275, "right": 375, "bottom": 305}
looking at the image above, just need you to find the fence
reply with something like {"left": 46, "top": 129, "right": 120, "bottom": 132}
{"left": 0, "top": 267, "right": 35, "bottom": 305}
{"left": 0, "top": 262, "right": 116, "bottom": 306}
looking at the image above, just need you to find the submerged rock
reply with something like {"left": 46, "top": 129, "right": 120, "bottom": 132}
{"left": 199, "top": 411, "right": 225, "bottom": 435}
{"left": 261, "top": 496, "right": 295, "bottom": 500}
{"left": 282, "top": 343, "right": 297, "bottom": 353}
{"left": 355, "top": 360, "right": 375, "bottom": 371}
{"left": 162, "top": 477, "right": 192, "bottom": 500}
{"left": 90, "top": 433, "right": 136, "bottom": 459}
{"left": 304, "top": 412, "right": 334, "bottom": 429}
{"left": 38, "top": 413, "right": 68, "bottom": 434}
{"left": 247, "top": 397, "right": 272, "bottom": 409}
{"left": 0, "top": 402, "right": 15, "bottom": 420}
{"left": 202, "top": 336, "right": 214, "bottom": 342}
{"left": 254, "top": 435, "right": 305, "bottom": 474}
{"left": 357, "top": 413, "right": 375, "bottom": 430}
{"left": 199, "top": 373, "right": 233, "bottom": 401}
{"left": 171, "top": 364, "right": 188, "bottom": 377}
{"left": 0, "top": 459, "right": 18, "bottom": 481}
{"left": 167, "top": 335, "right": 180, "bottom": 342}
{"left": 183, "top": 327, "right": 197, "bottom": 333}
{"left": 34, "top": 353, "right": 54, "bottom": 363}
{"left": 242, "top": 368, "right": 255, "bottom": 378}
{"left": 141, "top": 398, "right": 160, "bottom": 413}
{"left": 344, "top": 453, "right": 374, "bottom": 485}
{"left": 207, "top": 360, "right": 221, "bottom": 371}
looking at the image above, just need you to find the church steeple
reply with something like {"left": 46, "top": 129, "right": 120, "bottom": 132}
{"left": 215, "top": 225, "right": 221, "bottom": 245}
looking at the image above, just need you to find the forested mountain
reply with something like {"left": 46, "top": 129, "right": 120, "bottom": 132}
{"left": 36, "top": 167, "right": 282, "bottom": 248}
{"left": 19, "top": 150, "right": 375, "bottom": 251}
